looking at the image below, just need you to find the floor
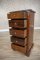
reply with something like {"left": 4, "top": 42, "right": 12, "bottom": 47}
{"left": 0, "top": 30, "right": 40, "bottom": 60}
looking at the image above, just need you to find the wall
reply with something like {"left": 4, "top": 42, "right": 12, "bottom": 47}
{"left": 0, "top": 0, "right": 40, "bottom": 31}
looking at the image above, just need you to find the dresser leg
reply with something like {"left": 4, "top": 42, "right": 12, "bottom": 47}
{"left": 11, "top": 43, "right": 16, "bottom": 51}
{"left": 25, "top": 43, "right": 34, "bottom": 57}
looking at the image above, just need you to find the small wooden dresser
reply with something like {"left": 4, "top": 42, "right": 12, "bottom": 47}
{"left": 7, "top": 9, "right": 35, "bottom": 56}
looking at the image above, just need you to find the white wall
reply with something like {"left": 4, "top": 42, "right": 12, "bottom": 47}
{"left": 0, "top": 0, "right": 40, "bottom": 30}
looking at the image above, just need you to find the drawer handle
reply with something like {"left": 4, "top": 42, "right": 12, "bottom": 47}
{"left": 16, "top": 41, "right": 18, "bottom": 43}
{"left": 14, "top": 14, "right": 15, "bottom": 16}
{"left": 15, "top": 32, "right": 16, "bottom": 34}
{"left": 14, "top": 23, "right": 17, "bottom": 26}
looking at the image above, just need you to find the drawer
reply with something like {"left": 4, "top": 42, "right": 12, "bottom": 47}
{"left": 10, "top": 29, "right": 27, "bottom": 38}
{"left": 7, "top": 11, "right": 27, "bottom": 19}
{"left": 9, "top": 20, "right": 27, "bottom": 28}
{"left": 11, "top": 43, "right": 27, "bottom": 53}
{"left": 11, "top": 36, "right": 27, "bottom": 46}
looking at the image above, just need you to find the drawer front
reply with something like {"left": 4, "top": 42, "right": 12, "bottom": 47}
{"left": 10, "top": 29, "right": 27, "bottom": 38}
{"left": 7, "top": 12, "right": 27, "bottom": 19}
{"left": 11, "top": 43, "right": 27, "bottom": 53}
{"left": 9, "top": 20, "right": 27, "bottom": 28}
{"left": 11, "top": 36, "right": 27, "bottom": 46}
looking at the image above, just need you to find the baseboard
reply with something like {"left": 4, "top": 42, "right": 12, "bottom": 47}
{"left": 34, "top": 27, "right": 40, "bottom": 29}
{"left": 0, "top": 27, "right": 40, "bottom": 32}
{"left": 0, "top": 29, "right": 9, "bottom": 32}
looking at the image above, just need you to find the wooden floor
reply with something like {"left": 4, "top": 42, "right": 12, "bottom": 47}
{"left": 0, "top": 30, "right": 40, "bottom": 60}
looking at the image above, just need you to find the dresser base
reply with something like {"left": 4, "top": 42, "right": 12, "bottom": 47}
{"left": 11, "top": 43, "right": 27, "bottom": 53}
{"left": 11, "top": 43, "right": 34, "bottom": 56}
{"left": 25, "top": 43, "right": 34, "bottom": 56}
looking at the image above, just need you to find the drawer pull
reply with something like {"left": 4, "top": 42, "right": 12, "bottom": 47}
{"left": 15, "top": 32, "right": 16, "bottom": 34}
{"left": 14, "top": 14, "right": 15, "bottom": 16}
{"left": 16, "top": 41, "right": 18, "bottom": 43}
{"left": 15, "top": 22, "right": 17, "bottom": 26}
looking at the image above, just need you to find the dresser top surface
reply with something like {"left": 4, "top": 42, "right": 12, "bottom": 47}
{"left": 8, "top": 9, "right": 35, "bottom": 14}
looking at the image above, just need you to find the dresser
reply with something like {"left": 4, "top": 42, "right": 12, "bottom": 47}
{"left": 7, "top": 9, "right": 35, "bottom": 56}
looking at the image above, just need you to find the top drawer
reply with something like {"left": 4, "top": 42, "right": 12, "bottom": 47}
{"left": 9, "top": 20, "right": 27, "bottom": 28}
{"left": 7, "top": 12, "right": 27, "bottom": 19}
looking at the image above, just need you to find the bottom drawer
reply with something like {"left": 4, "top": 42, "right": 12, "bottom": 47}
{"left": 11, "top": 43, "right": 27, "bottom": 53}
{"left": 11, "top": 36, "right": 27, "bottom": 46}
